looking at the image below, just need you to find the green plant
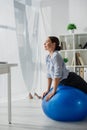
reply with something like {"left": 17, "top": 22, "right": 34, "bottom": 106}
{"left": 63, "top": 58, "right": 68, "bottom": 63}
{"left": 67, "top": 23, "right": 77, "bottom": 30}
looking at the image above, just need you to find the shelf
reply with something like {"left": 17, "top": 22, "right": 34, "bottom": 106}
{"left": 61, "top": 49, "right": 87, "bottom": 52}
{"left": 59, "top": 33, "right": 87, "bottom": 37}
{"left": 60, "top": 50, "right": 74, "bottom": 52}
{"left": 59, "top": 33, "right": 87, "bottom": 81}
{"left": 75, "top": 49, "right": 87, "bottom": 51}
{"left": 66, "top": 65, "right": 87, "bottom": 68}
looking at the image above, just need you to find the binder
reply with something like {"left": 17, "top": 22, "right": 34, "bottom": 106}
{"left": 84, "top": 68, "right": 87, "bottom": 82}
{"left": 75, "top": 67, "right": 80, "bottom": 75}
{"left": 79, "top": 67, "right": 84, "bottom": 79}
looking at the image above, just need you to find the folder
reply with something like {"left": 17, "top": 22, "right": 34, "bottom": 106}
{"left": 84, "top": 68, "right": 87, "bottom": 82}
{"left": 75, "top": 67, "right": 80, "bottom": 75}
{"left": 79, "top": 67, "right": 84, "bottom": 79}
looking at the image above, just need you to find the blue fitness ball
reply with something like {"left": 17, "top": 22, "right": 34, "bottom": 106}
{"left": 42, "top": 85, "right": 87, "bottom": 121}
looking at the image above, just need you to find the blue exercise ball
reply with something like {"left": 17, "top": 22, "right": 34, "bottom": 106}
{"left": 42, "top": 85, "right": 87, "bottom": 121}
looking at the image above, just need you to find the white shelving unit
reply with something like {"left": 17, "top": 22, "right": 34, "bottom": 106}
{"left": 59, "top": 33, "right": 87, "bottom": 81}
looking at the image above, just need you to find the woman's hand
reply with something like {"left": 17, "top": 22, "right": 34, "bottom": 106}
{"left": 42, "top": 90, "right": 49, "bottom": 99}
{"left": 45, "top": 78, "right": 60, "bottom": 101}
{"left": 42, "top": 78, "right": 52, "bottom": 99}
{"left": 46, "top": 91, "right": 55, "bottom": 101}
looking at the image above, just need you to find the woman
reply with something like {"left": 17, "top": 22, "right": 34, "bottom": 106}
{"left": 42, "top": 36, "right": 87, "bottom": 101}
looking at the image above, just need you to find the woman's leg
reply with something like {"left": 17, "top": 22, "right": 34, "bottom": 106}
{"left": 60, "top": 72, "right": 87, "bottom": 94}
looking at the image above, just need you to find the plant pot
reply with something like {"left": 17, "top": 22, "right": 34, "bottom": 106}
{"left": 68, "top": 29, "right": 75, "bottom": 34}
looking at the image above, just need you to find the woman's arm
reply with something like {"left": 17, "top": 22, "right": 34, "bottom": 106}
{"left": 47, "top": 78, "right": 52, "bottom": 91}
{"left": 46, "top": 77, "right": 61, "bottom": 101}
{"left": 45, "top": 53, "right": 62, "bottom": 101}
{"left": 52, "top": 78, "right": 61, "bottom": 93}
{"left": 42, "top": 78, "right": 52, "bottom": 98}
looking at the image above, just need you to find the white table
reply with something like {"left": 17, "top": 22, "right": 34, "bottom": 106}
{"left": 0, "top": 63, "right": 17, "bottom": 124}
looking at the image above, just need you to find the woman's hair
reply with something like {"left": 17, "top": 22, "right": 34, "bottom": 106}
{"left": 49, "top": 36, "right": 61, "bottom": 51}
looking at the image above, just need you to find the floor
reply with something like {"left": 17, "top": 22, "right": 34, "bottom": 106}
{"left": 0, "top": 98, "right": 87, "bottom": 130}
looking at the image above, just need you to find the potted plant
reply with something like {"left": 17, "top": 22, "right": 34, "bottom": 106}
{"left": 67, "top": 23, "right": 77, "bottom": 33}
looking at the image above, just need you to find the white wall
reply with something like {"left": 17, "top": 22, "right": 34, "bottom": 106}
{"left": 41, "top": 0, "right": 69, "bottom": 35}
{"left": 43, "top": 0, "right": 87, "bottom": 35}
{"left": 0, "top": 0, "right": 15, "bottom": 27}
{"left": 51, "top": 0, "right": 69, "bottom": 35}
{"left": 69, "top": 0, "right": 87, "bottom": 33}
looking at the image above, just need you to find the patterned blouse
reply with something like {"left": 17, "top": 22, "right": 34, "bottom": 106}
{"left": 46, "top": 51, "right": 69, "bottom": 81}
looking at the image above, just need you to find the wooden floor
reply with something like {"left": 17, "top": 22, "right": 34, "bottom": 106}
{"left": 0, "top": 98, "right": 87, "bottom": 130}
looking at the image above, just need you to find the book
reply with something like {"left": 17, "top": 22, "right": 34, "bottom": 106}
{"left": 61, "top": 41, "right": 66, "bottom": 50}
{"left": 71, "top": 56, "right": 75, "bottom": 66}
{"left": 75, "top": 53, "right": 81, "bottom": 65}
{"left": 75, "top": 52, "right": 84, "bottom": 65}
{"left": 78, "top": 55, "right": 84, "bottom": 66}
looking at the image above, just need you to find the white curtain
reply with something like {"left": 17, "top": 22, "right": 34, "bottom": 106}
{"left": 0, "top": 0, "right": 28, "bottom": 102}
{"left": 14, "top": 1, "right": 52, "bottom": 96}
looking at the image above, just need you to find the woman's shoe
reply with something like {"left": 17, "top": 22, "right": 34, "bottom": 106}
{"left": 34, "top": 93, "right": 42, "bottom": 99}
{"left": 29, "top": 93, "right": 33, "bottom": 99}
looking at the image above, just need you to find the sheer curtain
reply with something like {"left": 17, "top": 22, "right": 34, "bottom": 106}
{"left": 0, "top": 0, "right": 28, "bottom": 102}
{"left": 14, "top": 1, "right": 52, "bottom": 96}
